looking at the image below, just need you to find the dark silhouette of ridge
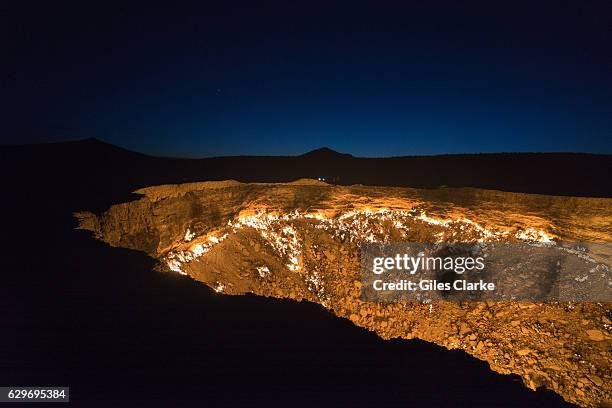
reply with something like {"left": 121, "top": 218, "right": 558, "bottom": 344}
{"left": 3, "top": 137, "right": 151, "bottom": 158}
{"left": 299, "top": 147, "right": 354, "bottom": 160}
{"left": 2, "top": 138, "right": 610, "bottom": 216}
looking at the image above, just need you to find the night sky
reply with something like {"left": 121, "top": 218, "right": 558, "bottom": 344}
{"left": 2, "top": 2, "right": 611, "bottom": 157}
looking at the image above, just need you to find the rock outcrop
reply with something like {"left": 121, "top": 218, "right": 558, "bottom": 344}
{"left": 76, "top": 180, "right": 612, "bottom": 407}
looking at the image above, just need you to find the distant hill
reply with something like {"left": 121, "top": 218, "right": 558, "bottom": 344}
{"left": 2, "top": 138, "right": 610, "bottom": 213}
{"left": 299, "top": 147, "right": 354, "bottom": 160}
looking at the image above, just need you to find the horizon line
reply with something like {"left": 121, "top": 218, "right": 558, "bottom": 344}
{"left": 2, "top": 136, "right": 611, "bottom": 160}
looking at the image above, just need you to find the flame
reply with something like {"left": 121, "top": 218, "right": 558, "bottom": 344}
{"left": 164, "top": 208, "right": 555, "bottom": 278}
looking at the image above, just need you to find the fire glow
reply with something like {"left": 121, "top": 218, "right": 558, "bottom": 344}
{"left": 163, "top": 208, "right": 556, "bottom": 280}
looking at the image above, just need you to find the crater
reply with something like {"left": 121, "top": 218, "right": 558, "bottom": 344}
{"left": 76, "top": 180, "right": 612, "bottom": 407}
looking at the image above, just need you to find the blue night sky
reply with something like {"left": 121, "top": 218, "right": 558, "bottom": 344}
{"left": 2, "top": 2, "right": 611, "bottom": 157}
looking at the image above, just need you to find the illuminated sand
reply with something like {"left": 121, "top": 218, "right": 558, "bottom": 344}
{"left": 77, "top": 180, "right": 611, "bottom": 407}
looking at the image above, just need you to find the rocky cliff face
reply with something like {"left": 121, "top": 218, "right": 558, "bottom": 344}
{"left": 76, "top": 180, "right": 611, "bottom": 407}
